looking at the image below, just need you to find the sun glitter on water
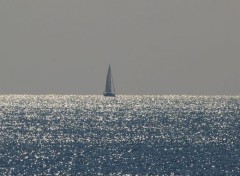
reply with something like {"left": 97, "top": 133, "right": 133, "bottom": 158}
{"left": 0, "top": 95, "right": 239, "bottom": 175}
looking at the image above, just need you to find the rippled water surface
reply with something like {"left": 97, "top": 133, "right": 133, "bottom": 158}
{"left": 0, "top": 95, "right": 239, "bottom": 175}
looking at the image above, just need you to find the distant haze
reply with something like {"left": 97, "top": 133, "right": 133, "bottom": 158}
{"left": 0, "top": 0, "right": 240, "bottom": 95}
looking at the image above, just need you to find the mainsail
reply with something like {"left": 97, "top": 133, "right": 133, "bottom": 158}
{"left": 104, "top": 65, "right": 115, "bottom": 97}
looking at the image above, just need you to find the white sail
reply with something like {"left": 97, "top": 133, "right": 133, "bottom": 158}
{"left": 104, "top": 65, "right": 115, "bottom": 96}
{"left": 105, "top": 65, "right": 112, "bottom": 93}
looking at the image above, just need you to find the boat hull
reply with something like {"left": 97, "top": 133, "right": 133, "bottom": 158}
{"left": 103, "top": 92, "right": 115, "bottom": 97}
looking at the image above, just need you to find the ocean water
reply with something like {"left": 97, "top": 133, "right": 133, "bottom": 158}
{"left": 0, "top": 95, "right": 239, "bottom": 175}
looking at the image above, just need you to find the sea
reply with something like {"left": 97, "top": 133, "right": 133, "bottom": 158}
{"left": 0, "top": 95, "right": 239, "bottom": 175}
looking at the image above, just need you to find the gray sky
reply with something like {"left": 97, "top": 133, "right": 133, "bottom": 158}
{"left": 0, "top": 0, "right": 240, "bottom": 95}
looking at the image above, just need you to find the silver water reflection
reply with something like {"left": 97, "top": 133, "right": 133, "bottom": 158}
{"left": 0, "top": 95, "right": 239, "bottom": 175}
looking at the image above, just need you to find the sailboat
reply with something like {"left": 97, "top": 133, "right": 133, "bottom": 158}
{"left": 103, "top": 65, "right": 115, "bottom": 97}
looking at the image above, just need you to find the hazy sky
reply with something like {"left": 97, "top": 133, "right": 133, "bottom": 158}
{"left": 0, "top": 0, "right": 240, "bottom": 95}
